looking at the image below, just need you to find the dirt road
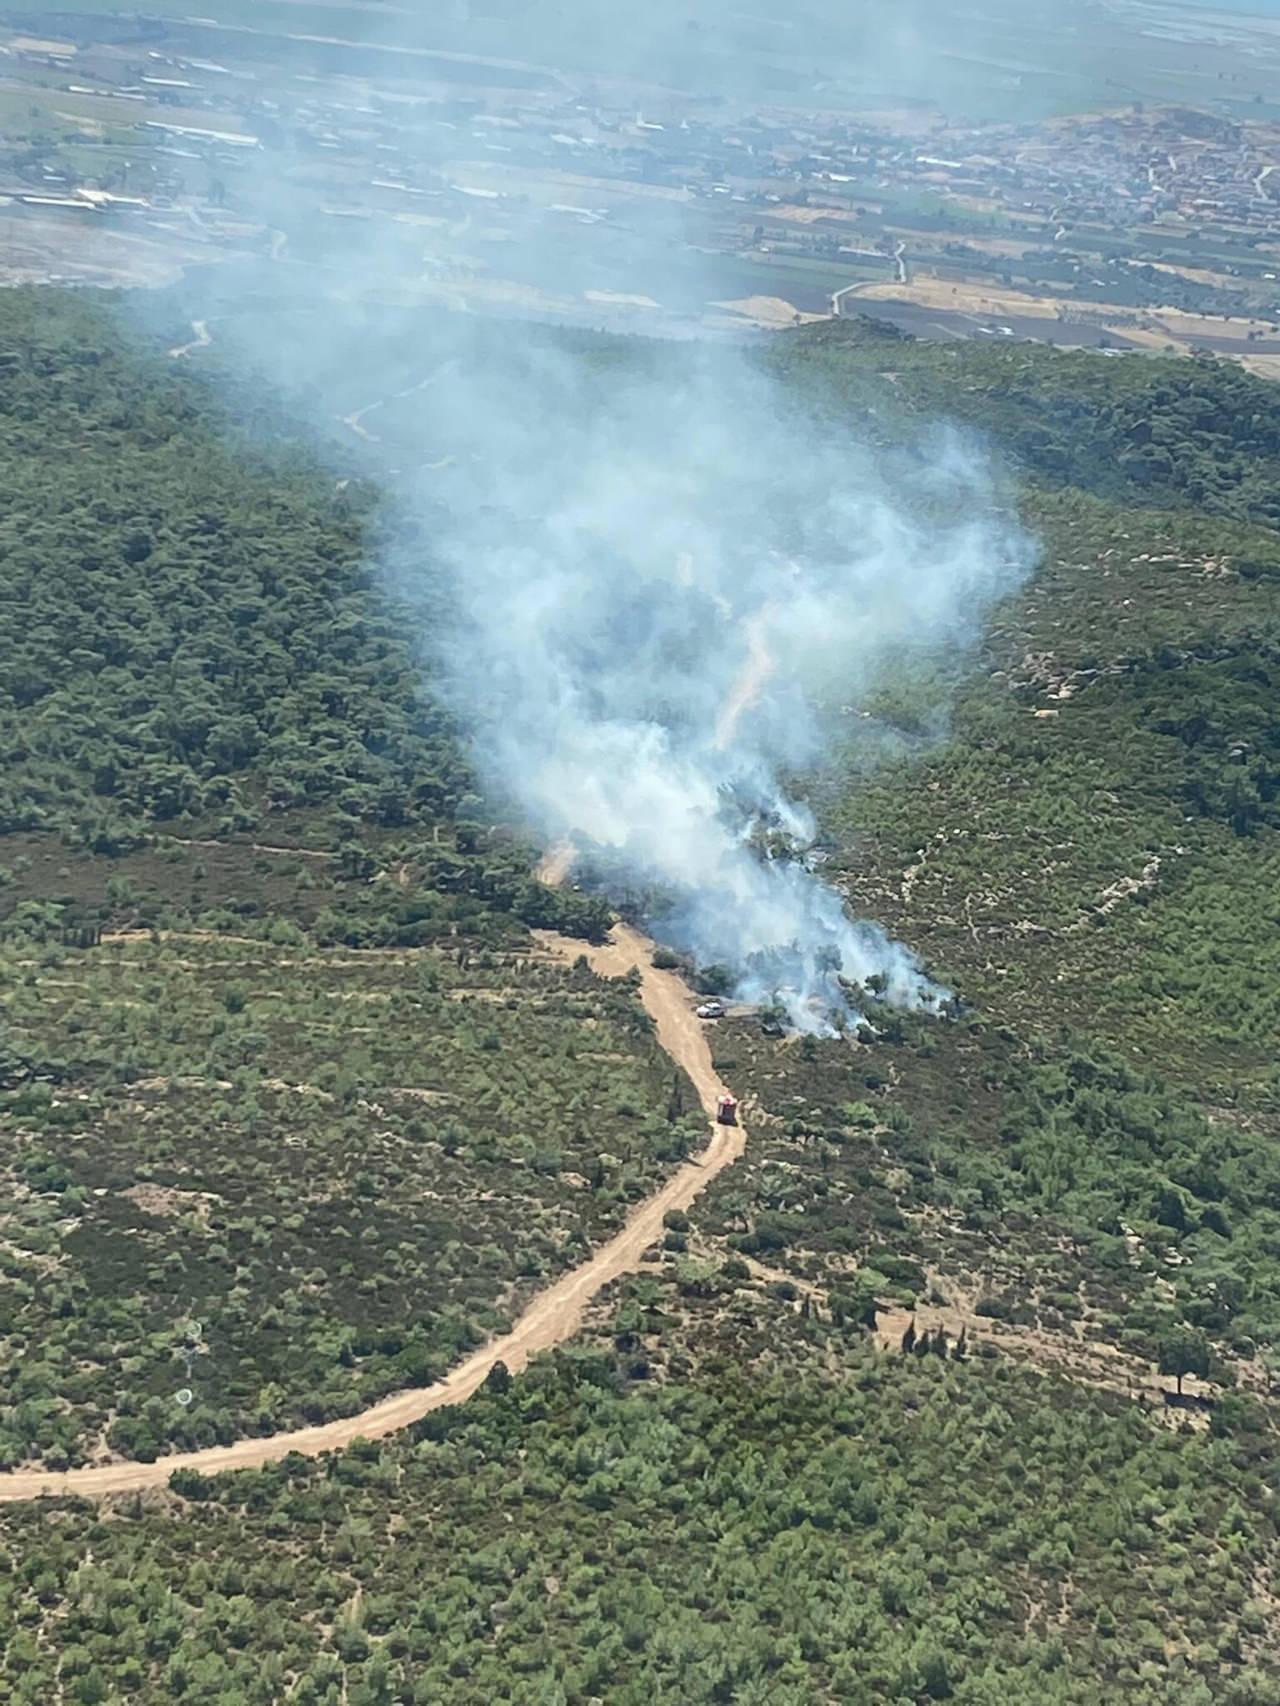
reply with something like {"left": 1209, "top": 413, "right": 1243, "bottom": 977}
{"left": 340, "top": 362, "right": 457, "bottom": 445}
{"left": 0, "top": 923, "right": 743, "bottom": 1503}
{"left": 168, "top": 319, "right": 212, "bottom": 360}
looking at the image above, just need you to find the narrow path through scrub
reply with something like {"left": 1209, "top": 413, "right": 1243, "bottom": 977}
{"left": 0, "top": 922, "right": 744, "bottom": 1503}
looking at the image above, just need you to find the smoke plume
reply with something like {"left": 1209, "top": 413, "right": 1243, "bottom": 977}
{"left": 409, "top": 339, "right": 1033, "bottom": 1031}
{"left": 153, "top": 4, "right": 1038, "bottom": 1033}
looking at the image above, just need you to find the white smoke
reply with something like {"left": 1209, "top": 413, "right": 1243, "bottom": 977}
{"left": 144, "top": 4, "right": 1039, "bottom": 1033}
{"left": 416, "top": 343, "right": 1035, "bottom": 1032}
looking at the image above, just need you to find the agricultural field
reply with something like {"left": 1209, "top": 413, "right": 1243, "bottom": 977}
{"left": 11, "top": 0, "right": 1280, "bottom": 352}
{"left": 29, "top": 0, "right": 1280, "bottom": 119}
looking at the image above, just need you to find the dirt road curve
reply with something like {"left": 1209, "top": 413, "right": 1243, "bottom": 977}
{"left": 0, "top": 923, "right": 743, "bottom": 1503}
{"left": 168, "top": 319, "right": 212, "bottom": 360}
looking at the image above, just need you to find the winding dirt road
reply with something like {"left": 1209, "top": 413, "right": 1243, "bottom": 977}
{"left": 340, "top": 362, "right": 457, "bottom": 445}
{"left": 168, "top": 319, "right": 212, "bottom": 360}
{"left": 0, "top": 924, "right": 744, "bottom": 1503}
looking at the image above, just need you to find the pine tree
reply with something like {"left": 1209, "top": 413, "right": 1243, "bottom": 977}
{"left": 1159, "top": 1326, "right": 1211, "bottom": 1395}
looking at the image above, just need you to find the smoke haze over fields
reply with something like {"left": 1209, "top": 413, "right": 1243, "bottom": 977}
{"left": 169, "top": 2, "right": 1038, "bottom": 1030}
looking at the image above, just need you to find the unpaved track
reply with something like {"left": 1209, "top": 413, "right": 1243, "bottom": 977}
{"left": 341, "top": 362, "right": 457, "bottom": 445}
{"left": 168, "top": 319, "right": 212, "bottom": 360}
{"left": 0, "top": 923, "right": 743, "bottom": 1503}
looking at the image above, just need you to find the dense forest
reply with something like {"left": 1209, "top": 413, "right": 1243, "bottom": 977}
{"left": 2, "top": 289, "right": 1280, "bottom": 1700}
{"left": 773, "top": 317, "right": 1280, "bottom": 538}
{"left": 0, "top": 288, "right": 608, "bottom": 944}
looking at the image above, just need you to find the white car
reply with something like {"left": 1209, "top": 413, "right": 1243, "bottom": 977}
{"left": 696, "top": 1001, "right": 725, "bottom": 1019}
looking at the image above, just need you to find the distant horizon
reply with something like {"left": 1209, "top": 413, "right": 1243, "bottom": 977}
{"left": 1161, "top": 0, "right": 1280, "bottom": 13}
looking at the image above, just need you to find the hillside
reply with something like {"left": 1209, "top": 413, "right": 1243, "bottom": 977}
{"left": 1, "top": 292, "right": 1279, "bottom": 1702}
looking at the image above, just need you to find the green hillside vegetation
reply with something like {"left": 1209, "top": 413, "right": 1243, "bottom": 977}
{"left": 0, "top": 290, "right": 429, "bottom": 839}
{"left": 773, "top": 320, "right": 1280, "bottom": 535}
{"left": 821, "top": 482, "right": 1280, "bottom": 1089}
{"left": 707, "top": 1010, "right": 1280, "bottom": 1380}
{"left": 0, "top": 1276, "right": 1276, "bottom": 1705}
{"left": 0, "top": 288, "right": 607, "bottom": 944}
{"left": 3, "top": 290, "right": 1280, "bottom": 1700}
{"left": 1, "top": 929, "right": 700, "bottom": 1468}
{"left": 693, "top": 321, "right": 1280, "bottom": 1408}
